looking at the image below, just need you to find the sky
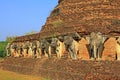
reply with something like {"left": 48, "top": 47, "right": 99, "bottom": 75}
{"left": 0, "top": 0, "right": 58, "bottom": 41}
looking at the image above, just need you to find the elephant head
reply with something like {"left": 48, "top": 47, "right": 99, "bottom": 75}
{"left": 86, "top": 32, "right": 108, "bottom": 60}
{"left": 50, "top": 36, "right": 64, "bottom": 49}
{"left": 50, "top": 38, "right": 58, "bottom": 48}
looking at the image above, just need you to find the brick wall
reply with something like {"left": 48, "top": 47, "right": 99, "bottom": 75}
{"left": 102, "top": 37, "right": 117, "bottom": 60}
{"left": 78, "top": 38, "right": 90, "bottom": 60}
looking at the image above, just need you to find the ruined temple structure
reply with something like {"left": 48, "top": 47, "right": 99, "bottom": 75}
{"left": 40, "top": 0, "right": 120, "bottom": 37}
{"left": 3, "top": 1, "right": 120, "bottom": 80}
{"left": 9, "top": 0, "right": 120, "bottom": 60}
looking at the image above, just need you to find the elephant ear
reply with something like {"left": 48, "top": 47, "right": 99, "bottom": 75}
{"left": 64, "top": 36, "right": 73, "bottom": 45}
{"left": 72, "top": 32, "right": 81, "bottom": 41}
{"left": 102, "top": 35, "right": 108, "bottom": 44}
{"left": 57, "top": 36, "right": 64, "bottom": 42}
{"left": 85, "top": 36, "right": 90, "bottom": 44}
{"left": 117, "top": 37, "right": 120, "bottom": 44}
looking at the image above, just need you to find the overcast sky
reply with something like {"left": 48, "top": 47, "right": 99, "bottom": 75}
{"left": 0, "top": 0, "right": 58, "bottom": 41}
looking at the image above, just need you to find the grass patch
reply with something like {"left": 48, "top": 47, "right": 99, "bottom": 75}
{"left": 0, "top": 69, "right": 45, "bottom": 80}
{"left": 52, "top": 19, "right": 63, "bottom": 27}
{"left": 111, "top": 19, "right": 120, "bottom": 25}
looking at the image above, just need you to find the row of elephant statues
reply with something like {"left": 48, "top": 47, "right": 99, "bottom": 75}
{"left": 6, "top": 32, "right": 120, "bottom": 60}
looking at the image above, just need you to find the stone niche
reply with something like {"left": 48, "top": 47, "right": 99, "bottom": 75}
{"left": 78, "top": 38, "right": 90, "bottom": 60}
{"left": 102, "top": 37, "right": 117, "bottom": 61}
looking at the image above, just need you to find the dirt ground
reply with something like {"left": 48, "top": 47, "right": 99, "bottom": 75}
{"left": 1, "top": 57, "right": 120, "bottom": 80}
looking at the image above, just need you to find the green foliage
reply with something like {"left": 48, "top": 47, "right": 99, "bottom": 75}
{"left": 0, "top": 41, "right": 8, "bottom": 57}
{"left": 111, "top": 19, "right": 120, "bottom": 25}
{"left": 52, "top": 19, "right": 63, "bottom": 27}
{"left": 6, "top": 36, "right": 17, "bottom": 43}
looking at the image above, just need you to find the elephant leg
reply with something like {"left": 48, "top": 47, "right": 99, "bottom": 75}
{"left": 70, "top": 40, "right": 78, "bottom": 59}
{"left": 34, "top": 48, "right": 37, "bottom": 58}
{"left": 44, "top": 50, "right": 48, "bottom": 58}
{"left": 68, "top": 48, "right": 73, "bottom": 59}
{"left": 36, "top": 49, "right": 41, "bottom": 58}
{"left": 56, "top": 49, "right": 60, "bottom": 58}
{"left": 48, "top": 46, "right": 52, "bottom": 58}
{"left": 24, "top": 49, "right": 28, "bottom": 58}
{"left": 44, "top": 46, "right": 52, "bottom": 58}
{"left": 73, "top": 48, "right": 77, "bottom": 59}
{"left": 20, "top": 48, "right": 23, "bottom": 57}
{"left": 14, "top": 49, "right": 19, "bottom": 57}
{"left": 39, "top": 48, "right": 43, "bottom": 58}
{"left": 56, "top": 42, "right": 60, "bottom": 58}
{"left": 117, "top": 43, "right": 120, "bottom": 60}
{"left": 68, "top": 48, "right": 77, "bottom": 59}
{"left": 89, "top": 47, "right": 94, "bottom": 60}
{"left": 28, "top": 48, "right": 33, "bottom": 58}
{"left": 18, "top": 50, "right": 20, "bottom": 57}
{"left": 97, "top": 44, "right": 104, "bottom": 60}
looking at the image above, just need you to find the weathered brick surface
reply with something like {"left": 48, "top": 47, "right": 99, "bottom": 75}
{"left": 40, "top": 0, "right": 120, "bottom": 38}
{"left": 2, "top": 57, "right": 120, "bottom": 80}
{"left": 78, "top": 38, "right": 90, "bottom": 60}
{"left": 14, "top": 0, "right": 120, "bottom": 41}
{"left": 102, "top": 37, "right": 117, "bottom": 60}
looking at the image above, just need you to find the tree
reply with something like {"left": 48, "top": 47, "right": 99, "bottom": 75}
{"left": 0, "top": 41, "right": 8, "bottom": 57}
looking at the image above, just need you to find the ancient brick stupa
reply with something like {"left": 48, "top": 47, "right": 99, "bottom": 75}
{"left": 40, "top": 0, "right": 120, "bottom": 38}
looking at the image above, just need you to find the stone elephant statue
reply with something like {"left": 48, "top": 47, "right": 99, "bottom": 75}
{"left": 86, "top": 32, "right": 108, "bottom": 60}
{"left": 51, "top": 37, "right": 65, "bottom": 58}
{"left": 10, "top": 43, "right": 19, "bottom": 57}
{"left": 23, "top": 41, "right": 34, "bottom": 58}
{"left": 40, "top": 38, "right": 52, "bottom": 58}
{"left": 32, "top": 40, "right": 42, "bottom": 58}
{"left": 63, "top": 33, "right": 81, "bottom": 59}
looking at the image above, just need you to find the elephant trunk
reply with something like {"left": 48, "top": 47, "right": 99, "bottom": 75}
{"left": 93, "top": 45, "right": 97, "bottom": 59}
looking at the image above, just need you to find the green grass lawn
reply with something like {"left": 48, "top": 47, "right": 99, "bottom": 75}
{"left": 0, "top": 69, "right": 45, "bottom": 80}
